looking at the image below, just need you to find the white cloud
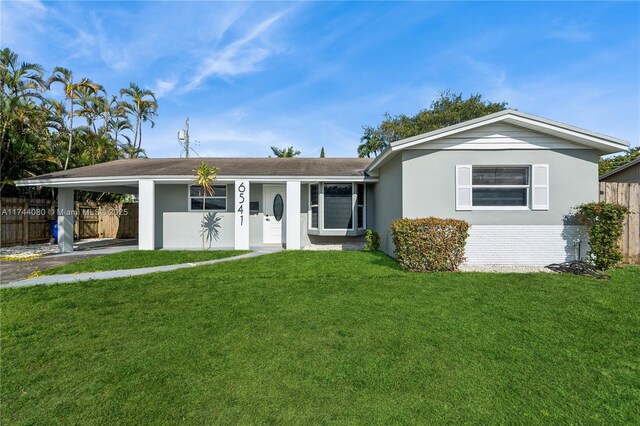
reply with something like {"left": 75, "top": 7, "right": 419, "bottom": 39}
{"left": 547, "top": 27, "right": 592, "bottom": 42}
{"left": 153, "top": 79, "right": 178, "bottom": 98}
{"left": 186, "top": 10, "right": 288, "bottom": 91}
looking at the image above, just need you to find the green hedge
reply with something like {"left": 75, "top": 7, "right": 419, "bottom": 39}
{"left": 363, "top": 229, "right": 380, "bottom": 251}
{"left": 575, "top": 202, "right": 629, "bottom": 270}
{"left": 391, "top": 217, "right": 470, "bottom": 272}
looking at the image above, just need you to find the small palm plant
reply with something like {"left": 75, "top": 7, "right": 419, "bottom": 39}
{"left": 193, "top": 161, "right": 218, "bottom": 250}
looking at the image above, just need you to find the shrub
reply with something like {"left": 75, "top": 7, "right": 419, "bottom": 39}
{"left": 575, "top": 202, "right": 629, "bottom": 270}
{"left": 391, "top": 217, "right": 469, "bottom": 272}
{"left": 363, "top": 229, "right": 380, "bottom": 251}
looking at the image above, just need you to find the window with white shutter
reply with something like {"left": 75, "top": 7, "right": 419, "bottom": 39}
{"left": 456, "top": 164, "right": 547, "bottom": 211}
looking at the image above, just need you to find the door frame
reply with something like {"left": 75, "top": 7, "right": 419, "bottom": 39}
{"left": 262, "top": 184, "right": 286, "bottom": 245}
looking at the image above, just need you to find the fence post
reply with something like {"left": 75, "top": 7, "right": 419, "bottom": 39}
{"left": 22, "top": 201, "right": 29, "bottom": 245}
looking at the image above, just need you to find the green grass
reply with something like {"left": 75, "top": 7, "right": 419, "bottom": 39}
{"left": 2, "top": 251, "right": 639, "bottom": 424}
{"left": 39, "top": 250, "right": 249, "bottom": 275}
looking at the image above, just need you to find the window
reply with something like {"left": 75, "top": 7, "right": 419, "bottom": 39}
{"left": 471, "top": 166, "right": 529, "bottom": 208}
{"left": 308, "top": 182, "right": 367, "bottom": 232}
{"left": 356, "top": 183, "right": 365, "bottom": 229}
{"left": 324, "top": 183, "right": 353, "bottom": 230}
{"left": 189, "top": 184, "right": 227, "bottom": 211}
{"left": 309, "top": 184, "right": 319, "bottom": 229}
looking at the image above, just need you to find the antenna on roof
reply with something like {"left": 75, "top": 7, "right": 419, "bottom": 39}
{"left": 177, "top": 118, "right": 190, "bottom": 158}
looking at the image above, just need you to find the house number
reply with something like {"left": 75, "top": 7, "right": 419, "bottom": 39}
{"left": 237, "top": 182, "right": 246, "bottom": 226}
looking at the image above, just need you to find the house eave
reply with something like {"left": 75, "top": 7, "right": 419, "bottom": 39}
{"left": 15, "top": 174, "right": 379, "bottom": 188}
{"left": 365, "top": 109, "right": 629, "bottom": 173}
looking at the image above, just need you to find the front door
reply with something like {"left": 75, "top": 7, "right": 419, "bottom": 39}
{"left": 263, "top": 185, "right": 285, "bottom": 244}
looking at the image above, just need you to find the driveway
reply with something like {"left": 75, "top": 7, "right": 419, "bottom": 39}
{"left": 1, "top": 240, "right": 137, "bottom": 285}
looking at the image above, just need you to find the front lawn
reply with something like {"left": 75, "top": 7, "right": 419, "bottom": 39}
{"left": 39, "top": 249, "right": 249, "bottom": 275}
{"left": 2, "top": 251, "right": 639, "bottom": 424}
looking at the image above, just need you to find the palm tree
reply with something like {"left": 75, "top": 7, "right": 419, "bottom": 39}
{"left": 47, "top": 67, "right": 101, "bottom": 169}
{"left": 193, "top": 161, "right": 218, "bottom": 250}
{"left": 120, "top": 143, "right": 146, "bottom": 159}
{"left": 357, "top": 128, "right": 386, "bottom": 158}
{"left": 270, "top": 146, "right": 301, "bottom": 158}
{"left": 111, "top": 118, "right": 132, "bottom": 149}
{"left": 120, "top": 82, "right": 157, "bottom": 152}
{"left": 0, "top": 48, "right": 45, "bottom": 145}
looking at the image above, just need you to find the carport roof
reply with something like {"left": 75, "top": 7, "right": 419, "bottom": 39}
{"left": 16, "top": 157, "right": 375, "bottom": 187}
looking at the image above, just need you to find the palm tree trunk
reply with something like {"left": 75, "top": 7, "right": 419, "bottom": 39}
{"left": 202, "top": 204, "right": 205, "bottom": 250}
{"left": 64, "top": 97, "right": 73, "bottom": 170}
{"left": 137, "top": 118, "right": 143, "bottom": 151}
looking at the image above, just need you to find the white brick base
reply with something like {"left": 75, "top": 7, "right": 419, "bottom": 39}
{"left": 465, "top": 225, "right": 589, "bottom": 265}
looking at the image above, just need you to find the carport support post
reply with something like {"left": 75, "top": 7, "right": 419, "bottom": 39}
{"left": 234, "top": 180, "right": 250, "bottom": 250}
{"left": 286, "top": 181, "right": 301, "bottom": 250}
{"left": 138, "top": 179, "right": 155, "bottom": 250}
{"left": 57, "top": 188, "right": 74, "bottom": 253}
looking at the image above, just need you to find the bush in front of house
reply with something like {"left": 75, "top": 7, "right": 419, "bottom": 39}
{"left": 363, "top": 229, "right": 380, "bottom": 251}
{"left": 575, "top": 202, "right": 629, "bottom": 270}
{"left": 391, "top": 217, "right": 470, "bottom": 272}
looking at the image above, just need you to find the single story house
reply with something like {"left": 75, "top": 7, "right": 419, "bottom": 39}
{"left": 599, "top": 157, "right": 640, "bottom": 183}
{"left": 16, "top": 109, "right": 629, "bottom": 265}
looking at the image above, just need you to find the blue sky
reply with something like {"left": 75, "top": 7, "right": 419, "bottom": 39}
{"left": 2, "top": 1, "right": 639, "bottom": 158}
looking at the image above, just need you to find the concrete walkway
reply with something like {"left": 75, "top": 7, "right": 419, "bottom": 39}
{"left": 3, "top": 247, "right": 280, "bottom": 289}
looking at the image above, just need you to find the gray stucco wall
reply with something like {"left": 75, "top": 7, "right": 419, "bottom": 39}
{"left": 372, "top": 154, "right": 403, "bottom": 254}
{"left": 154, "top": 181, "right": 371, "bottom": 249}
{"left": 401, "top": 149, "right": 600, "bottom": 224}
{"left": 157, "top": 183, "right": 237, "bottom": 249}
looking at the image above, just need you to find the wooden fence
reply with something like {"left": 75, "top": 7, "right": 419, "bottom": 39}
{"left": 599, "top": 182, "right": 640, "bottom": 264}
{"left": 1, "top": 197, "right": 138, "bottom": 247}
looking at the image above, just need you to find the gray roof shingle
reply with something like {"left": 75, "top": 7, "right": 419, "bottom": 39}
{"left": 21, "top": 157, "right": 373, "bottom": 181}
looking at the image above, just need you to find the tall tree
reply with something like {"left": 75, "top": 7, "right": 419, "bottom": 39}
{"left": 270, "top": 146, "right": 301, "bottom": 158}
{"left": 320, "top": 147, "right": 325, "bottom": 158}
{"left": 120, "top": 82, "right": 158, "bottom": 154}
{"left": 47, "top": 67, "right": 101, "bottom": 169}
{"left": 357, "top": 91, "right": 508, "bottom": 157}
{"left": 193, "top": 161, "right": 218, "bottom": 250}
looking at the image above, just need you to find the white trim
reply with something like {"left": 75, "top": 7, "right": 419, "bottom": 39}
{"left": 286, "top": 181, "right": 301, "bottom": 250}
{"left": 263, "top": 184, "right": 286, "bottom": 245}
{"left": 464, "top": 165, "right": 532, "bottom": 210}
{"left": 308, "top": 183, "right": 319, "bottom": 231}
{"left": 455, "top": 165, "right": 472, "bottom": 211}
{"left": 138, "top": 180, "right": 155, "bottom": 250}
{"left": 234, "top": 180, "right": 250, "bottom": 250}
{"left": 471, "top": 206, "right": 530, "bottom": 211}
{"left": 187, "top": 183, "right": 228, "bottom": 212}
{"left": 356, "top": 183, "right": 366, "bottom": 230}
{"left": 531, "top": 164, "right": 550, "bottom": 211}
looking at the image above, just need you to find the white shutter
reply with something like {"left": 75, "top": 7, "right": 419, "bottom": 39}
{"left": 531, "top": 164, "right": 549, "bottom": 211}
{"left": 456, "top": 165, "right": 472, "bottom": 211}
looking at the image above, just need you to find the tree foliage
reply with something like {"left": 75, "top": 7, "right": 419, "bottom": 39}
{"left": 0, "top": 47, "right": 158, "bottom": 198}
{"left": 599, "top": 147, "right": 639, "bottom": 176}
{"left": 357, "top": 91, "right": 508, "bottom": 158}
{"left": 270, "top": 146, "right": 301, "bottom": 158}
{"left": 575, "top": 202, "right": 629, "bottom": 270}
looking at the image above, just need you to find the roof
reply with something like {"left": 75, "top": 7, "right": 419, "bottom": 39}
{"left": 599, "top": 157, "right": 640, "bottom": 181}
{"left": 16, "top": 157, "right": 374, "bottom": 187}
{"left": 366, "top": 109, "right": 630, "bottom": 173}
